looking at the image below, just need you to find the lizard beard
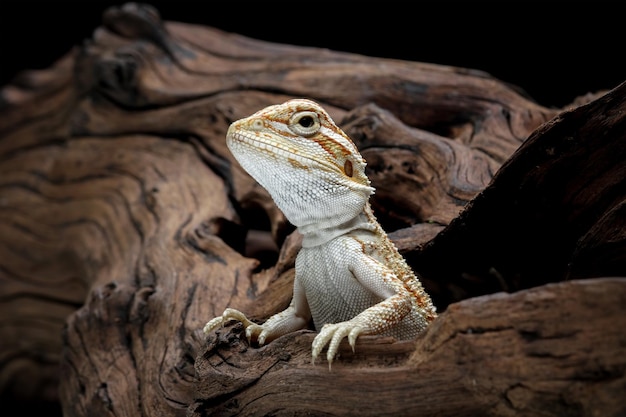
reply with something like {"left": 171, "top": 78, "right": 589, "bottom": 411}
{"left": 241, "top": 158, "right": 374, "bottom": 243}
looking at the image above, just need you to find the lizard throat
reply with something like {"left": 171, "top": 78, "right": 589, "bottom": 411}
{"left": 299, "top": 211, "right": 377, "bottom": 247}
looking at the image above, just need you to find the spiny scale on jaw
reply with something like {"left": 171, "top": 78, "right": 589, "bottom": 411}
{"left": 228, "top": 99, "right": 371, "bottom": 187}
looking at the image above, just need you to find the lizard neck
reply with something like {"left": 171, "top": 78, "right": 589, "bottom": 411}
{"left": 299, "top": 206, "right": 377, "bottom": 248}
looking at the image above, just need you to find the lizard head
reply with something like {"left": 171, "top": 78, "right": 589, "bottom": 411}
{"left": 226, "top": 98, "right": 375, "bottom": 230}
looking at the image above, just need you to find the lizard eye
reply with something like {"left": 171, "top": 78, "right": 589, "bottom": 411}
{"left": 289, "top": 111, "right": 321, "bottom": 137}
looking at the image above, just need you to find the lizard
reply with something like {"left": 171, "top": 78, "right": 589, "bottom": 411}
{"left": 203, "top": 98, "right": 437, "bottom": 368}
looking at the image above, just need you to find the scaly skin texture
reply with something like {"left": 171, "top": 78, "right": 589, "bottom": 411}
{"left": 203, "top": 99, "right": 437, "bottom": 367}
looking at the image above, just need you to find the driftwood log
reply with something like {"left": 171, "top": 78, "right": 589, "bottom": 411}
{"left": 1, "top": 3, "right": 625, "bottom": 416}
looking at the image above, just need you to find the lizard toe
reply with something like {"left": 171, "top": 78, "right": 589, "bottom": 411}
{"left": 326, "top": 325, "right": 351, "bottom": 368}
{"left": 311, "top": 323, "right": 334, "bottom": 364}
{"left": 244, "top": 323, "right": 264, "bottom": 343}
{"left": 202, "top": 316, "right": 224, "bottom": 334}
{"left": 348, "top": 326, "right": 364, "bottom": 352}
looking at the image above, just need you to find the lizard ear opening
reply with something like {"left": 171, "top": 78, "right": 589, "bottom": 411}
{"left": 289, "top": 111, "right": 321, "bottom": 137}
{"left": 344, "top": 160, "right": 353, "bottom": 177}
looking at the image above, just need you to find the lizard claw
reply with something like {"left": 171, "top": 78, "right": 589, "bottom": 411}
{"left": 311, "top": 322, "right": 365, "bottom": 370}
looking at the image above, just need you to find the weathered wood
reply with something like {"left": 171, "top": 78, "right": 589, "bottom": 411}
{"left": 0, "top": 3, "right": 623, "bottom": 417}
{"left": 193, "top": 278, "right": 626, "bottom": 417}
{"left": 413, "top": 80, "right": 626, "bottom": 307}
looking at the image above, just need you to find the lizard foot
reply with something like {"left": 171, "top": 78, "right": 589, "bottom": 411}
{"left": 311, "top": 321, "right": 365, "bottom": 370}
{"left": 203, "top": 308, "right": 269, "bottom": 345}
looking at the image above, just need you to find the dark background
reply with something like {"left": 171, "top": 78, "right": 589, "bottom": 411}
{"left": 1, "top": 1, "right": 624, "bottom": 108}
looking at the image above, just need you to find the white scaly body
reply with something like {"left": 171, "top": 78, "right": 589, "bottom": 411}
{"left": 203, "top": 99, "right": 436, "bottom": 367}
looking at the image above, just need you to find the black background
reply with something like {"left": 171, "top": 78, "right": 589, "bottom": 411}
{"left": 0, "top": 1, "right": 624, "bottom": 108}
{"left": 0, "top": 2, "right": 622, "bottom": 415}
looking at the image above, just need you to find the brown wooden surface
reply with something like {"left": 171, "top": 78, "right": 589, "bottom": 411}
{"left": 0, "top": 3, "right": 624, "bottom": 416}
{"left": 194, "top": 278, "right": 626, "bottom": 417}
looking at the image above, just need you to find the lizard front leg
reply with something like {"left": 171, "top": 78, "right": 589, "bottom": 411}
{"left": 203, "top": 276, "right": 311, "bottom": 345}
{"left": 311, "top": 254, "right": 415, "bottom": 368}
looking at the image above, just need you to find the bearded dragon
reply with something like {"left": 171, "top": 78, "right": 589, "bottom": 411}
{"left": 203, "top": 99, "right": 436, "bottom": 367}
